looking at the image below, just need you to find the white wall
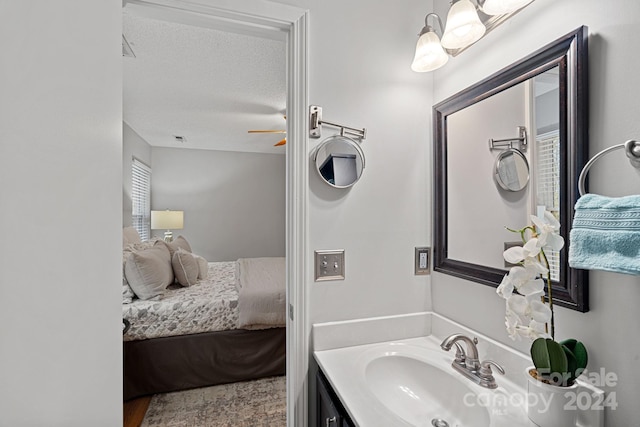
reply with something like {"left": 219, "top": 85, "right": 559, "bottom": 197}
{"left": 447, "top": 83, "right": 529, "bottom": 268}
{"left": 0, "top": 2, "right": 122, "bottom": 426}
{"left": 151, "top": 147, "right": 286, "bottom": 261}
{"left": 308, "top": 0, "right": 433, "bottom": 325}
{"left": 431, "top": 1, "right": 640, "bottom": 425}
{"left": 123, "top": 122, "right": 152, "bottom": 227}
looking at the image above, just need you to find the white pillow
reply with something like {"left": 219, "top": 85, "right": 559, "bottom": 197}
{"left": 124, "top": 241, "right": 173, "bottom": 300}
{"left": 162, "top": 235, "right": 192, "bottom": 258}
{"left": 123, "top": 226, "right": 141, "bottom": 248}
{"left": 172, "top": 248, "right": 199, "bottom": 287}
{"left": 122, "top": 240, "right": 158, "bottom": 303}
{"left": 193, "top": 254, "right": 208, "bottom": 280}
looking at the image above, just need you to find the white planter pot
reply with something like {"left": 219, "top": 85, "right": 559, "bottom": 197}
{"left": 526, "top": 367, "right": 578, "bottom": 427}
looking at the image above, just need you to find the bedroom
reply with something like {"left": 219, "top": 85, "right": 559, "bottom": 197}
{"left": 121, "top": 1, "right": 289, "bottom": 422}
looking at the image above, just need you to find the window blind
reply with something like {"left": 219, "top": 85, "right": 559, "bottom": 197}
{"left": 132, "top": 158, "right": 151, "bottom": 241}
{"left": 536, "top": 131, "right": 560, "bottom": 281}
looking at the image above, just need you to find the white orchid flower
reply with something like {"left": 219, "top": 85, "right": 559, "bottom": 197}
{"left": 496, "top": 274, "right": 515, "bottom": 299}
{"left": 499, "top": 266, "right": 544, "bottom": 295}
{"left": 499, "top": 210, "right": 560, "bottom": 343}
{"left": 507, "top": 293, "right": 551, "bottom": 324}
{"left": 522, "top": 256, "right": 549, "bottom": 275}
{"left": 506, "top": 294, "right": 529, "bottom": 316}
{"left": 498, "top": 266, "right": 532, "bottom": 298}
{"left": 517, "top": 277, "right": 545, "bottom": 297}
{"left": 503, "top": 238, "right": 542, "bottom": 264}
{"left": 531, "top": 212, "right": 565, "bottom": 251}
{"left": 528, "top": 320, "right": 550, "bottom": 339}
{"left": 505, "top": 310, "right": 521, "bottom": 340}
{"left": 515, "top": 322, "right": 549, "bottom": 340}
{"left": 528, "top": 299, "right": 552, "bottom": 323}
{"left": 504, "top": 239, "right": 548, "bottom": 275}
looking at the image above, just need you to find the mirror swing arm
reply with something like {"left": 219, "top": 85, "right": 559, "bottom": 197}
{"left": 310, "top": 105, "right": 368, "bottom": 189}
{"left": 309, "top": 105, "right": 367, "bottom": 140}
{"left": 432, "top": 26, "right": 589, "bottom": 312}
{"left": 489, "top": 126, "right": 528, "bottom": 151}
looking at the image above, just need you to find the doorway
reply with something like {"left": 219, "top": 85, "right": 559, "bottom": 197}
{"left": 122, "top": 1, "right": 309, "bottom": 426}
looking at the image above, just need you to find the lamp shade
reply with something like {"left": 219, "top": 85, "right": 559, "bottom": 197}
{"left": 411, "top": 29, "right": 449, "bottom": 72}
{"left": 151, "top": 210, "right": 184, "bottom": 230}
{"left": 481, "top": 0, "right": 534, "bottom": 15}
{"left": 441, "top": 0, "right": 486, "bottom": 50}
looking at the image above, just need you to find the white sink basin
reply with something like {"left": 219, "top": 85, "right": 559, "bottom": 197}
{"left": 315, "top": 337, "right": 530, "bottom": 427}
{"left": 365, "top": 354, "right": 490, "bottom": 426}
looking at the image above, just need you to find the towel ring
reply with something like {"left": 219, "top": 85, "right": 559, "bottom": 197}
{"left": 578, "top": 140, "right": 640, "bottom": 196}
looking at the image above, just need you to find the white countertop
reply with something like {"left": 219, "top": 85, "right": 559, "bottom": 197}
{"left": 313, "top": 312, "right": 604, "bottom": 427}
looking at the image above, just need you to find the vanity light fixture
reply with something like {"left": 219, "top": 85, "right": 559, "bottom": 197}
{"left": 411, "top": 13, "right": 449, "bottom": 72}
{"left": 481, "top": 0, "right": 534, "bottom": 16}
{"left": 440, "top": 0, "right": 486, "bottom": 50}
{"left": 411, "top": 0, "right": 537, "bottom": 72}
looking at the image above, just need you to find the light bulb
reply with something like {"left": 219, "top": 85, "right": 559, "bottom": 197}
{"left": 411, "top": 29, "right": 449, "bottom": 72}
{"left": 441, "top": 0, "right": 486, "bottom": 50}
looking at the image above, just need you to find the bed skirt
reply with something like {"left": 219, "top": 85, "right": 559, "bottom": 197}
{"left": 124, "top": 327, "right": 286, "bottom": 400}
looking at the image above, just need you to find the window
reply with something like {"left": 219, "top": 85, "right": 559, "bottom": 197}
{"left": 132, "top": 158, "right": 151, "bottom": 241}
{"left": 536, "top": 130, "right": 560, "bottom": 281}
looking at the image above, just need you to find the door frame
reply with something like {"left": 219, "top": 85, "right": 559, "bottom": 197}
{"left": 123, "top": 1, "right": 310, "bottom": 425}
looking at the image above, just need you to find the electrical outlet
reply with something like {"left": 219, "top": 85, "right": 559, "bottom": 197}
{"left": 415, "top": 247, "right": 430, "bottom": 275}
{"left": 314, "top": 249, "right": 345, "bottom": 281}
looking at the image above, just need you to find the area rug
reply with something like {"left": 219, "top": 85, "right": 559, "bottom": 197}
{"left": 141, "top": 375, "right": 286, "bottom": 427}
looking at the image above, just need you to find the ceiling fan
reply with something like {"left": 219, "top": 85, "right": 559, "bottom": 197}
{"left": 248, "top": 115, "right": 286, "bottom": 146}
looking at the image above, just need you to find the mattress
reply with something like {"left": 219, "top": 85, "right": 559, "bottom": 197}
{"left": 123, "top": 261, "right": 239, "bottom": 341}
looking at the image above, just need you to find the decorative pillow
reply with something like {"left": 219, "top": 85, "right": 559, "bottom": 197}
{"left": 172, "top": 248, "right": 199, "bottom": 287}
{"left": 123, "top": 226, "right": 141, "bottom": 248}
{"left": 193, "top": 254, "right": 208, "bottom": 280}
{"left": 122, "top": 245, "right": 139, "bottom": 304}
{"left": 122, "top": 279, "right": 135, "bottom": 304}
{"left": 162, "top": 235, "right": 192, "bottom": 258}
{"left": 124, "top": 241, "right": 173, "bottom": 300}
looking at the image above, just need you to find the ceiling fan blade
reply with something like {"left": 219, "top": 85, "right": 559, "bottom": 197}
{"left": 274, "top": 138, "right": 286, "bottom": 146}
{"left": 248, "top": 130, "right": 286, "bottom": 134}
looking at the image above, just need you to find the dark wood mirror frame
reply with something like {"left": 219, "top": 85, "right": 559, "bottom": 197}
{"left": 433, "top": 26, "right": 589, "bottom": 312}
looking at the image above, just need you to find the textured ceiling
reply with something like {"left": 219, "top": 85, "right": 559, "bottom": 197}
{"left": 123, "top": 9, "right": 287, "bottom": 154}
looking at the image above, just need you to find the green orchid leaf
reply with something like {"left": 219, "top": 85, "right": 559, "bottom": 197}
{"left": 546, "top": 339, "right": 568, "bottom": 377}
{"left": 561, "top": 338, "right": 589, "bottom": 371}
{"left": 531, "top": 337, "right": 551, "bottom": 372}
{"left": 531, "top": 338, "right": 568, "bottom": 383}
{"left": 562, "top": 344, "right": 577, "bottom": 383}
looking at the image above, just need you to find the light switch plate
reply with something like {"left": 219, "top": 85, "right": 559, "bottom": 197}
{"left": 415, "top": 247, "right": 430, "bottom": 275}
{"left": 314, "top": 249, "right": 345, "bottom": 281}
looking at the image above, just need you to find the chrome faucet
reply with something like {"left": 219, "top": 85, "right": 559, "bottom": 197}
{"left": 440, "top": 334, "right": 505, "bottom": 389}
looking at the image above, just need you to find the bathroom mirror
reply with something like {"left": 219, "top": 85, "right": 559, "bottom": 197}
{"left": 314, "top": 135, "right": 365, "bottom": 188}
{"left": 433, "top": 26, "right": 589, "bottom": 312}
{"left": 494, "top": 149, "right": 529, "bottom": 192}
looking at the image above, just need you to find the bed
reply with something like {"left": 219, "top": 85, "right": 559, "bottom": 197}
{"left": 122, "top": 230, "right": 286, "bottom": 400}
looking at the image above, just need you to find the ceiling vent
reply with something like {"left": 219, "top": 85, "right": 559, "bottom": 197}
{"left": 174, "top": 135, "right": 187, "bottom": 143}
{"left": 122, "top": 35, "right": 136, "bottom": 58}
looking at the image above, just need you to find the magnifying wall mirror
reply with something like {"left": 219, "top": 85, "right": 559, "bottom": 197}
{"left": 494, "top": 148, "right": 529, "bottom": 192}
{"left": 433, "top": 26, "right": 589, "bottom": 312}
{"left": 314, "top": 135, "right": 365, "bottom": 188}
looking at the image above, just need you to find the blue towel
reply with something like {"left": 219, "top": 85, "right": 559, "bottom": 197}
{"left": 569, "top": 194, "right": 640, "bottom": 275}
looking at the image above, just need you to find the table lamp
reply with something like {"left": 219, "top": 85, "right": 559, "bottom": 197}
{"left": 150, "top": 210, "right": 184, "bottom": 242}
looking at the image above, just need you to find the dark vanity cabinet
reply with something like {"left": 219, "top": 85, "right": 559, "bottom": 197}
{"left": 316, "top": 369, "right": 355, "bottom": 427}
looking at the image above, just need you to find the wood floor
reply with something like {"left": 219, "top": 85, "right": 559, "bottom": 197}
{"left": 123, "top": 396, "right": 152, "bottom": 427}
